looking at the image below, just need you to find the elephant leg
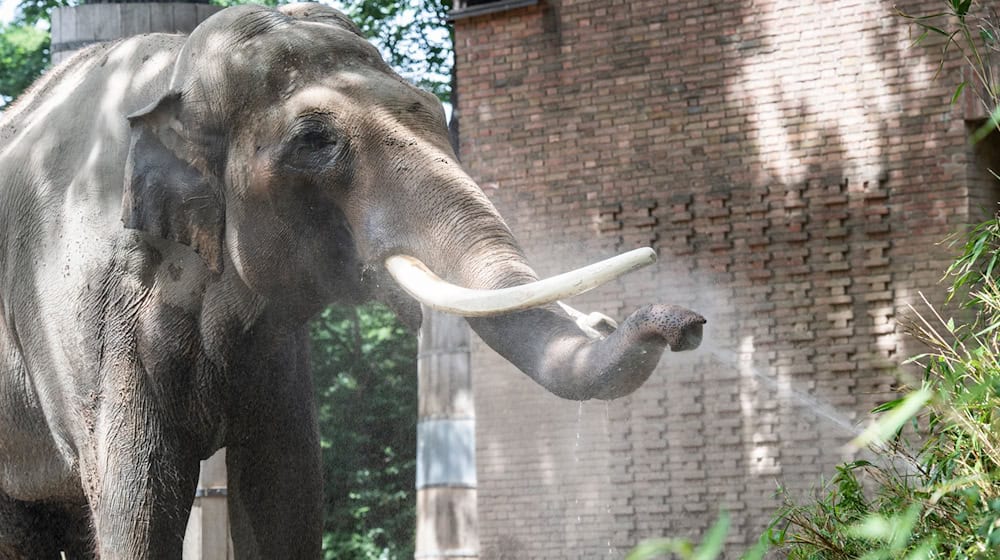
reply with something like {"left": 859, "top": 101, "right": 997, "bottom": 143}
{"left": 226, "top": 412, "right": 324, "bottom": 559}
{"left": 82, "top": 385, "right": 200, "bottom": 559}
{"left": 85, "top": 432, "right": 199, "bottom": 559}
{"left": 225, "top": 328, "right": 323, "bottom": 559}
{"left": 0, "top": 493, "right": 94, "bottom": 559}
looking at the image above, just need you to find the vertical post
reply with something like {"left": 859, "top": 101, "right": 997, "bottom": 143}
{"left": 415, "top": 308, "right": 479, "bottom": 560}
{"left": 182, "top": 449, "right": 233, "bottom": 560}
{"left": 50, "top": 1, "right": 220, "bottom": 65}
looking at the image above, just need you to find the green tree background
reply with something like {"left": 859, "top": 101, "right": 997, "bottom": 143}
{"left": 0, "top": 1, "right": 453, "bottom": 558}
{"left": 312, "top": 304, "right": 419, "bottom": 559}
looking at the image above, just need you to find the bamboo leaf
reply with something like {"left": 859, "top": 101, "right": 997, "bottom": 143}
{"left": 872, "top": 397, "right": 905, "bottom": 414}
{"left": 845, "top": 505, "right": 921, "bottom": 550}
{"left": 904, "top": 540, "right": 936, "bottom": 560}
{"left": 740, "top": 534, "right": 770, "bottom": 560}
{"left": 970, "top": 104, "right": 1000, "bottom": 144}
{"left": 624, "top": 538, "right": 694, "bottom": 560}
{"left": 850, "top": 387, "right": 933, "bottom": 449}
{"left": 973, "top": 320, "right": 1000, "bottom": 337}
{"left": 951, "top": 81, "right": 968, "bottom": 105}
{"left": 896, "top": 9, "right": 951, "bottom": 21}
{"left": 692, "top": 512, "right": 729, "bottom": 560}
{"left": 917, "top": 22, "right": 951, "bottom": 36}
{"left": 848, "top": 513, "right": 894, "bottom": 541}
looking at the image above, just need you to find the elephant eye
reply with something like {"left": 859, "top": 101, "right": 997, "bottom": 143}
{"left": 284, "top": 120, "right": 342, "bottom": 172}
{"left": 299, "top": 128, "right": 336, "bottom": 151}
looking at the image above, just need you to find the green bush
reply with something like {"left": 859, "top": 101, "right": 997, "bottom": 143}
{"left": 769, "top": 220, "right": 1000, "bottom": 559}
{"left": 0, "top": 23, "right": 48, "bottom": 106}
{"left": 766, "top": 3, "right": 1000, "bottom": 557}
{"left": 625, "top": 512, "right": 769, "bottom": 560}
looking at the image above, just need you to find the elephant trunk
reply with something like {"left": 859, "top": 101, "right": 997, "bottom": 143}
{"left": 384, "top": 224, "right": 705, "bottom": 401}
{"left": 376, "top": 156, "right": 705, "bottom": 400}
{"left": 467, "top": 303, "right": 705, "bottom": 400}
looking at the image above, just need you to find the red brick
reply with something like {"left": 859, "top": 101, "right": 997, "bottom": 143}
{"left": 456, "top": 0, "right": 990, "bottom": 556}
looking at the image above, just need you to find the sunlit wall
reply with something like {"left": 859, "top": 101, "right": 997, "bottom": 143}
{"left": 454, "top": 0, "right": 992, "bottom": 555}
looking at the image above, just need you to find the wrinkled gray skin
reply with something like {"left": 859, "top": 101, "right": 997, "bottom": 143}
{"left": 0, "top": 4, "right": 705, "bottom": 558}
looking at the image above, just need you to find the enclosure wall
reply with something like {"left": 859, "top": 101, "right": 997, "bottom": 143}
{"left": 454, "top": 0, "right": 989, "bottom": 555}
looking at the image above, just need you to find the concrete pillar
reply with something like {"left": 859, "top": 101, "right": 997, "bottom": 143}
{"left": 182, "top": 449, "right": 233, "bottom": 560}
{"left": 415, "top": 308, "right": 480, "bottom": 559}
{"left": 49, "top": 1, "right": 221, "bottom": 65}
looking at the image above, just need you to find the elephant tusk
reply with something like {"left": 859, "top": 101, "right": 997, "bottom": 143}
{"left": 384, "top": 247, "right": 657, "bottom": 317}
{"left": 557, "top": 301, "right": 619, "bottom": 340}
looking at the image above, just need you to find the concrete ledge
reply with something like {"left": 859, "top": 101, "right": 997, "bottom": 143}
{"left": 449, "top": 0, "right": 539, "bottom": 21}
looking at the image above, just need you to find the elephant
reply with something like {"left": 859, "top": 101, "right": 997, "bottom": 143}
{"left": 0, "top": 3, "right": 705, "bottom": 558}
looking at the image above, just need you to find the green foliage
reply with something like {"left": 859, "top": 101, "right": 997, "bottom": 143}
{"left": 626, "top": 512, "right": 770, "bottom": 560}
{"left": 310, "top": 303, "right": 418, "bottom": 560}
{"left": 625, "top": 513, "right": 728, "bottom": 560}
{"left": 945, "top": 218, "right": 1000, "bottom": 305}
{"left": 0, "top": 22, "right": 48, "bottom": 106}
{"left": 334, "top": 0, "right": 453, "bottom": 102}
{"left": 0, "top": 0, "right": 71, "bottom": 106}
{"left": 15, "top": 0, "right": 71, "bottom": 26}
{"left": 849, "top": 388, "right": 934, "bottom": 450}
{"left": 770, "top": 220, "right": 1000, "bottom": 559}
{"left": 899, "top": 1, "right": 1000, "bottom": 141}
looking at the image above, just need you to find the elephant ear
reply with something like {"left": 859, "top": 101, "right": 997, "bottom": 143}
{"left": 123, "top": 91, "right": 225, "bottom": 274}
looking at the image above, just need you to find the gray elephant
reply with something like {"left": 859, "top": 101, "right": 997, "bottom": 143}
{"left": 0, "top": 4, "right": 705, "bottom": 558}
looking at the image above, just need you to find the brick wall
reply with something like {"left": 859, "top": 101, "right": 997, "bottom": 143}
{"left": 454, "top": 0, "right": 993, "bottom": 556}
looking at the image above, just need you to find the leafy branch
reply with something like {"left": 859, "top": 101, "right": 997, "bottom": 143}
{"left": 899, "top": 0, "right": 1000, "bottom": 141}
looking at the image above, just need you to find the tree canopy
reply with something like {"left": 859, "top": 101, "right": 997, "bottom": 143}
{"left": 312, "top": 304, "right": 418, "bottom": 559}
{"left": 344, "top": 0, "right": 453, "bottom": 101}
{"left": 0, "top": 0, "right": 67, "bottom": 106}
{"left": 0, "top": 21, "right": 47, "bottom": 105}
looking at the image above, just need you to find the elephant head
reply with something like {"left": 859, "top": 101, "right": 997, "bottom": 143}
{"left": 122, "top": 3, "right": 705, "bottom": 400}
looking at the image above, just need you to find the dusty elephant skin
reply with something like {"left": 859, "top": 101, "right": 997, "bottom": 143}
{"left": 0, "top": 3, "right": 704, "bottom": 558}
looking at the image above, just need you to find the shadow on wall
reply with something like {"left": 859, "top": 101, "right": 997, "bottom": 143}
{"left": 465, "top": 0, "right": 988, "bottom": 555}
{"left": 626, "top": 0, "right": 974, "bottom": 546}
